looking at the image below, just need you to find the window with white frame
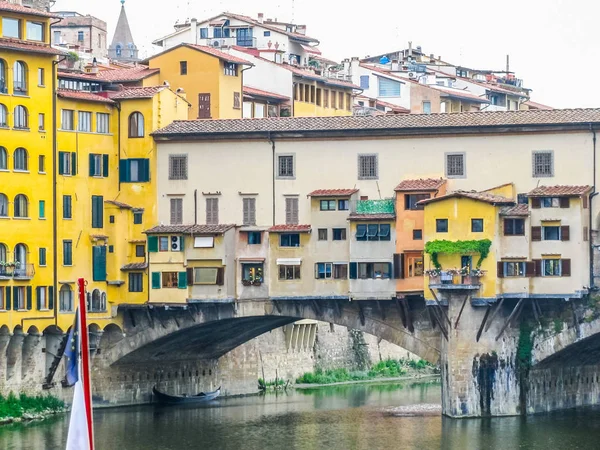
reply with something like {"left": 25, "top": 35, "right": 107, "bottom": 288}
{"left": 78, "top": 111, "right": 92, "bottom": 132}
{"left": 62, "top": 109, "right": 74, "bottom": 130}
{"left": 279, "top": 265, "right": 301, "bottom": 280}
{"left": 194, "top": 267, "right": 218, "bottom": 284}
{"left": 96, "top": 113, "right": 109, "bottom": 133}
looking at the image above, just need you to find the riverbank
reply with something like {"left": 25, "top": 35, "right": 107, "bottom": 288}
{"left": 0, "top": 393, "right": 66, "bottom": 425}
{"left": 295, "top": 373, "right": 440, "bottom": 389}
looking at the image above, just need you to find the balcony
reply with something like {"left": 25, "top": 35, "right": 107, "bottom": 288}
{"left": 201, "top": 37, "right": 257, "bottom": 49}
{"left": 427, "top": 270, "right": 483, "bottom": 290}
{"left": 0, "top": 263, "right": 35, "bottom": 280}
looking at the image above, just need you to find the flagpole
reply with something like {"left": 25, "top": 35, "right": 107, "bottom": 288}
{"left": 77, "top": 278, "right": 95, "bottom": 450}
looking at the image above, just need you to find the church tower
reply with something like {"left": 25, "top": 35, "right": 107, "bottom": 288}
{"left": 108, "top": 0, "right": 140, "bottom": 62}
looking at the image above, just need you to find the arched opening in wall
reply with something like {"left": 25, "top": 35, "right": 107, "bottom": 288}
{"left": 88, "top": 323, "right": 103, "bottom": 354}
{"left": 99, "top": 323, "right": 124, "bottom": 350}
{"left": 42, "top": 325, "right": 65, "bottom": 381}
{"left": 6, "top": 326, "right": 24, "bottom": 380}
{"left": 21, "top": 326, "right": 41, "bottom": 380}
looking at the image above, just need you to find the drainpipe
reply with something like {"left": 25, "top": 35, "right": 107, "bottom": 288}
{"left": 268, "top": 131, "right": 276, "bottom": 226}
{"left": 116, "top": 102, "right": 122, "bottom": 191}
{"left": 194, "top": 189, "right": 198, "bottom": 224}
{"left": 590, "top": 124, "right": 597, "bottom": 289}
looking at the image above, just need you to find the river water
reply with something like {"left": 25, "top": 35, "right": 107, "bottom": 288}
{"left": 2, "top": 380, "right": 600, "bottom": 449}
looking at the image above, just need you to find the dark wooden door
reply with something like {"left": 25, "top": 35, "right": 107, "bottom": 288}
{"left": 198, "top": 93, "right": 211, "bottom": 119}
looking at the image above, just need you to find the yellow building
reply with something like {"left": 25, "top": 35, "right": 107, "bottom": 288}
{"left": 144, "top": 43, "right": 253, "bottom": 120}
{"left": 0, "top": 3, "right": 62, "bottom": 332}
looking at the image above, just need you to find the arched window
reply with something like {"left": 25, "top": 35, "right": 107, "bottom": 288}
{"left": 90, "top": 289, "right": 105, "bottom": 312}
{"left": 13, "top": 148, "right": 28, "bottom": 171}
{"left": 0, "top": 194, "right": 7, "bottom": 217}
{"left": 13, "top": 106, "right": 28, "bottom": 129}
{"left": 128, "top": 112, "right": 144, "bottom": 138}
{"left": 0, "top": 104, "right": 7, "bottom": 127}
{"left": 59, "top": 285, "right": 73, "bottom": 312}
{"left": 13, "top": 61, "right": 27, "bottom": 94}
{"left": 115, "top": 44, "right": 122, "bottom": 57}
{"left": 14, "top": 194, "right": 28, "bottom": 218}
{"left": 0, "top": 59, "right": 6, "bottom": 94}
{"left": 0, "top": 147, "right": 6, "bottom": 170}
{"left": 14, "top": 243, "right": 27, "bottom": 273}
{"left": 0, "top": 243, "right": 6, "bottom": 277}
{"left": 128, "top": 43, "right": 135, "bottom": 57}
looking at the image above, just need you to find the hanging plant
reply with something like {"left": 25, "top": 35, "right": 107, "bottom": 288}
{"left": 424, "top": 239, "right": 492, "bottom": 269}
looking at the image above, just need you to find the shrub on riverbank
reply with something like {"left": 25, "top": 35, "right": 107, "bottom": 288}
{"left": 0, "top": 392, "right": 65, "bottom": 420}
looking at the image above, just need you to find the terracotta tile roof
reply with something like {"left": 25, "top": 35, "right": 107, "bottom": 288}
{"left": 0, "top": 1, "right": 60, "bottom": 18}
{"left": 348, "top": 213, "right": 396, "bottom": 221}
{"left": 523, "top": 100, "right": 553, "bottom": 110}
{"left": 144, "top": 224, "right": 235, "bottom": 234}
{"left": 105, "top": 200, "right": 133, "bottom": 209}
{"left": 121, "top": 262, "right": 148, "bottom": 271}
{"left": 109, "top": 86, "right": 167, "bottom": 99}
{"left": 430, "top": 85, "right": 490, "bottom": 103}
{"left": 394, "top": 178, "right": 446, "bottom": 192}
{"left": 527, "top": 185, "right": 592, "bottom": 197}
{"left": 57, "top": 89, "right": 116, "bottom": 104}
{"left": 58, "top": 66, "right": 159, "bottom": 83}
{"left": 418, "top": 190, "right": 514, "bottom": 206}
{"left": 283, "top": 64, "right": 359, "bottom": 89}
{"left": 308, "top": 189, "right": 358, "bottom": 197}
{"left": 267, "top": 224, "right": 312, "bottom": 232}
{"left": 223, "top": 12, "right": 319, "bottom": 44}
{"left": 243, "top": 86, "right": 290, "bottom": 101}
{"left": 153, "top": 108, "right": 600, "bottom": 138}
{"left": 500, "top": 204, "right": 530, "bottom": 216}
{"left": 0, "top": 38, "right": 65, "bottom": 56}
{"left": 184, "top": 44, "right": 253, "bottom": 65}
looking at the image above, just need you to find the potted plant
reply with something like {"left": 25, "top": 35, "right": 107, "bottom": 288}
{"left": 242, "top": 279, "right": 252, "bottom": 286}
{"left": 252, "top": 268, "right": 263, "bottom": 286}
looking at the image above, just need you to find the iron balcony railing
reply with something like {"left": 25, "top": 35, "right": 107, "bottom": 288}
{"left": 428, "top": 270, "right": 483, "bottom": 288}
{"left": 10, "top": 263, "right": 35, "bottom": 279}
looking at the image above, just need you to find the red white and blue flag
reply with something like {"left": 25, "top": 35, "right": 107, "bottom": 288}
{"left": 66, "top": 278, "right": 95, "bottom": 450}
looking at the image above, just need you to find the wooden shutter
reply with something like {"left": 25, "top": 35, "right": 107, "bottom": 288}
{"left": 119, "top": 159, "right": 129, "bottom": 182}
{"left": 178, "top": 272, "right": 187, "bottom": 289}
{"left": 286, "top": 197, "right": 298, "bottom": 225}
{"left": 243, "top": 198, "right": 256, "bottom": 226}
{"left": 525, "top": 261, "right": 535, "bottom": 277}
{"left": 103, "top": 154, "right": 109, "bottom": 177}
{"left": 48, "top": 286, "right": 53, "bottom": 310}
{"left": 5, "top": 286, "right": 10, "bottom": 310}
{"left": 497, "top": 261, "right": 504, "bottom": 278}
{"left": 89, "top": 154, "right": 96, "bottom": 176}
{"left": 141, "top": 159, "right": 150, "bottom": 182}
{"left": 531, "top": 226, "right": 542, "bottom": 241}
{"left": 13, "top": 287, "right": 18, "bottom": 310}
{"left": 531, "top": 198, "right": 541, "bottom": 209}
{"left": 349, "top": 262, "right": 357, "bottom": 279}
{"left": 26, "top": 286, "right": 32, "bottom": 310}
{"left": 148, "top": 236, "right": 158, "bottom": 252}
{"left": 561, "top": 259, "right": 571, "bottom": 277}
{"left": 393, "top": 253, "right": 404, "bottom": 279}
{"left": 533, "top": 259, "right": 542, "bottom": 277}
{"left": 198, "top": 93, "right": 211, "bottom": 119}
{"left": 36, "top": 287, "right": 40, "bottom": 310}
{"left": 216, "top": 267, "right": 224, "bottom": 286}
{"left": 583, "top": 195, "right": 589, "bottom": 209}
{"left": 151, "top": 272, "right": 161, "bottom": 289}
{"left": 92, "top": 246, "right": 107, "bottom": 281}
{"left": 206, "top": 198, "right": 218, "bottom": 225}
{"left": 187, "top": 268, "right": 194, "bottom": 286}
{"left": 71, "top": 152, "right": 77, "bottom": 175}
{"left": 58, "top": 152, "right": 65, "bottom": 175}
{"left": 561, "top": 225, "right": 570, "bottom": 241}
{"left": 559, "top": 197, "right": 570, "bottom": 208}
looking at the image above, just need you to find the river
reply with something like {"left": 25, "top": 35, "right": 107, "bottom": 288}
{"left": 2, "top": 380, "right": 600, "bottom": 449}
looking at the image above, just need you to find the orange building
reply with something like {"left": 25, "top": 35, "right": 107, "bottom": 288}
{"left": 394, "top": 179, "right": 447, "bottom": 295}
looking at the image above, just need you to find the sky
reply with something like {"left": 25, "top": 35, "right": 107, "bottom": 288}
{"left": 53, "top": 0, "right": 600, "bottom": 109}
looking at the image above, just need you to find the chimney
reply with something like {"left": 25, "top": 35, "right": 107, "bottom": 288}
{"left": 190, "top": 18, "right": 198, "bottom": 44}
{"left": 391, "top": 59, "right": 399, "bottom": 71}
{"left": 350, "top": 56, "right": 359, "bottom": 77}
{"left": 343, "top": 58, "right": 350, "bottom": 74}
{"left": 257, "top": 13, "right": 264, "bottom": 23}
{"left": 408, "top": 41, "right": 412, "bottom": 56}
{"left": 90, "top": 57, "right": 99, "bottom": 75}
{"left": 430, "top": 53, "right": 434, "bottom": 61}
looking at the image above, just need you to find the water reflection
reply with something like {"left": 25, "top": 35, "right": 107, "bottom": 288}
{"left": 1, "top": 380, "right": 600, "bottom": 450}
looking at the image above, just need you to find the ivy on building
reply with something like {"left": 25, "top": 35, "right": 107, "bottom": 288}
{"left": 424, "top": 239, "right": 492, "bottom": 269}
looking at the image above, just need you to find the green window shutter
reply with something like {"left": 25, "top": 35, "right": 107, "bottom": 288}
{"left": 142, "top": 159, "right": 150, "bottom": 182}
{"left": 71, "top": 152, "right": 77, "bottom": 175}
{"left": 179, "top": 236, "right": 185, "bottom": 251}
{"left": 92, "top": 196, "right": 103, "bottom": 228}
{"left": 349, "top": 262, "right": 358, "bottom": 279}
{"left": 26, "top": 286, "right": 32, "bottom": 310}
{"left": 48, "top": 286, "right": 54, "bottom": 310}
{"left": 151, "top": 272, "right": 161, "bottom": 289}
{"left": 92, "top": 246, "right": 107, "bottom": 281}
{"left": 36, "top": 288, "right": 40, "bottom": 310}
{"left": 148, "top": 236, "right": 158, "bottom": 252}
{"left": 89, "top": 154, "right": 95, "bottom": 176}
{"left": 388, "top": 263, "right": 393, "bottom": 279}
{"left": 58, "top": 152, "right": 64, "bottom": 175}
{"left": 5, "top": 286, "right": 11, "bottom": 310}
{"left": 102, "top": 154, "right": 109, "bottom": 177}
{"left": 13, "top": 287, "right": 18, "bottom": 310}
{"left": 39, "top": 200, "right": 45, "bottom": 218}
{"left": 178, "top": 272, "right": 187, "bottom": 289}
{"left": 119, "top": 159, "right": 127, "bottom": 182}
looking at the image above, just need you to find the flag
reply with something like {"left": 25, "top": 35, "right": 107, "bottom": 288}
{"left": 63, "top": 309, "right": 79, "bottom": 387}
{"left": 66, "top": 379, "right": 90, "bottom": 450}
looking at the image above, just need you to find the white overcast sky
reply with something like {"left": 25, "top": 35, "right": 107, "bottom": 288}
{"left": 54, "top": 0, "right": 597, "bottom": 108}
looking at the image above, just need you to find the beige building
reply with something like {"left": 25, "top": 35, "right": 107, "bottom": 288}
{"left": 52, "top": 11, "right": 108, "bottom": 59}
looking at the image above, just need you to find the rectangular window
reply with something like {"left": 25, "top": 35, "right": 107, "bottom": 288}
{"left": 180, "top": 61, "right": 187, "bottom": 75}
{"left": 285, "top": 197, "right": 299, "bottom": 225}
{"left": 333, "top": 228, "right": 347, "bottom": 241}
{"left": 39, "top": 248, "right": 46, "bottom": 267}
{"left": 471, "top": 219, "right": 484, "bottom": 233}
{"left": 159, "top": 236, "right": 169, "bottom": 252}
{"left": 129, "top": 273, "right": 143, "bottom": 292}
{"left": 133, "top": 211, "right": 143, "bottom": 224}
{"left": 360, "top": 75, "right": 370, "bottom": 89}
{"left": 504, "top": 218, "right": 525, "bottom": 236}
{"left": 356, "top": 224, "right": 367, "bottom": 241}
{"left": 200, "top": 27, "right": 208, "bottom": 38}
{"left": 77, "top": 30, "right": 84, "bottom": 41}
{"left": 324, "top": 90, "right": 329, "bottom": 108}
{"left": 542, "top": 259, "right": 561, "bottom": 276}
{"left": 193, "top": 267, "right": 218, "bottom": 284}
{"left": 338, "top": 199, "right": 349, "bottom": 211}
{"left": 206, "top": 198, "right": 219, "bottom": 225}
{"left": 39, "top": 200, "right": 45, "bottom": 219}
{"left": 0, "top": 289, "right": 4, "bottom": 310}
{"left": 169, "top": 154, "right": 188, "bottom": 180}
{"left": 378, "top": 77, "right": 401, "bottom": 97}
{"left": 278, "top": 155, "right": 295, "bottom": 178}
{"left": 119, "top": 159, "right": 150, "bottom": 183}
{"left": 358, "top": 154, "right": 378, "bottom": 179}
{"left": 38, "top": 68, "right": 45, "bottom": 86}
{"left": 63, "top": 240, "right": 72, "bottom": 266}
{"left": 135, "top": 244, "right": 145, "bottom": 257}
{"left": 422, "top": 101, "right": 431, "bottom": 114}
{"left": 320, "top": 200, "right": 336, "bottom": 211}
{"left": 264, "top": 31, "right": 271, "bottom": 36}
{"left": 316, "top": 88, "right": 322, "bottom": 106}
{"left": 61, "top": 110, "right": 74, "bottom": 130}
{"left": 14, "top": 287, "right": 25, "bottom": 310}
{"left": 233, "top": 92, "right": 241, "bottom": 109}
{"left": 38, "top": 113, "right": 45, "bottom": 131}
{"left": 224, "top": 63, "right": 238, "bottom": 76}
{"left": 334, "top": 263, "right": 348, "bottom": 279}
{"left": 38, "top": 155, "right": 45, "bottom": 173}
{"left": 446, "top": 153, "right": 465, "bottom": 178}
{"left": 96, "top": 113, "right": 109, "bottom": 133}
{"left": 170, "top": 198, "right": 183, "bottom": 225}
{"left": 355, "top": 224, "right": 390, "bottom": 241}
{"left": 279, "top": 265, "right": 301, "bottom": 280}
{"left": 247, "top": 231, "right": 261, "bottom": 245}
{"left": 243, "top": 198, "right": 256, "bottom": 226}
{"left": 162, "top": 272, "right": 179, "bottom": 288}
{"left": 2, "top": 18, "right": 21, "bottom": 39}
{"left": 539, "top": 197, "right": 565, "bottom": 208}
{"left": 318, "top": 229, "right": 328, "bottom": 241}
{"left": 92, "top": 245, "right": 107, "bottom": 281}
{"left": 36, "top": 286, "right": 47, "bottom": 310}
{"left": 89, "top": 153, "right": 103, "bottom": 177}
{"left": 436, "top": 219, "right": 448, "bottom": 233}
{"left": 407, "top": 255, "right": 424, "bottom": 277}
{"left": 413, "top": 229, "right": 423, "bottom": 240}
{"left": 543, "top": 226, "right": 560, "bottom": 240}
{"left": 78, "top": 111, "right": 92, "bottom": 132}
{"left": 533, "top": 151, "right": 554, "bottom": 177}
{"left": 91, "top": 195, "right": 103, "bottom": 228}
{"left": 315, "top": 263, "right": 333, "bottom": 279}
{"left": 357, "top": 262, "right": 391, "bottom": 279}
{"left": 63, "top": 195, "right": 72, "bottom": 219}
{"left": 405, "top": 194, "right": 430, "bottom": 210}
{"left": 504, "top": 262, "right": 525, "bottom": 277}
{"left": 242, "top": 263, "right": 263, "bottom": 283}
{"left": 280, "top": 233, "right": 300, "bottom": 247}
